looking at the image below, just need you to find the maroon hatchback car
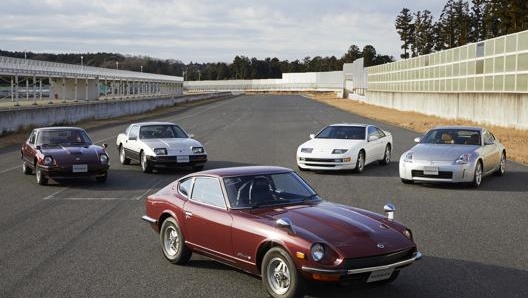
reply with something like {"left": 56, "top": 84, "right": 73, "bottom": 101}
{"left": 142, "top": 166, "right": 421, "bottom": 298}
{"left": 21, "top": 126, "right": 110, "bottom": 185}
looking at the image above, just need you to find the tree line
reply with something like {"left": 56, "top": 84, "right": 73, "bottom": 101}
{"left": 395, "top": 0, "right": 528, "bottom": 58}
{"left": 0, "top": 44, "right": 392, "bottom": 81}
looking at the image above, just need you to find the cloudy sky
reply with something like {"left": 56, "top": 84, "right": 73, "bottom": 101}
{"left": 1, "top": 0, "right": 448, "bottom": 63}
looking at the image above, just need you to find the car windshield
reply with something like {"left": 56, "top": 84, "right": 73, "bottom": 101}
{"left": 139, "top": 125, "right": 188, "bottom": 139}
{"left": 223, "top": 171, "right": 319, "bottom": 209}
{"left": 36, "top": 129, "right": 92, "bottom": 146}
{"left": 315, "top": 126, "right": 365, "bottom": 140}
{"left": 420, "top": 129, "right": 481, "bottom": 145}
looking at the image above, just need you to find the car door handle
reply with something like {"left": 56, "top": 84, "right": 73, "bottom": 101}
{"left": 185, "top": 211, "right": 193, "bottom": 218}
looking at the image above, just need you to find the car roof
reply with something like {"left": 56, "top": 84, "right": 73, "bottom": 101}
{"left": 189, "top": 166, "right": 293, "bottom": 178}
{"left": 35, "top": 126, "right": 84, "bottom": 131}
{"left": 431, "top": 126, "right": 483, "bottom": 131}
{"left": 131, "top": 122, "right": 177, "bottom": 126}
{"left": 328, "top": 123, "right": 369, "bottom": 127}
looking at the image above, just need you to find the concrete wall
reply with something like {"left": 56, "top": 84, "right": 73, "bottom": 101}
{"left": 365, "top": 91, "right": 528, "bottom": 129}
{"left": 0, "top": 92, "right": 233, "bottom": 136}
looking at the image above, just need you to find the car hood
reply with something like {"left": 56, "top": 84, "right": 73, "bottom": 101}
{"left": 142, "top": 138, "right": 203, "bottom": 152}
{"left": 258, "top": 202, "right": 415, "bottom": 258}
{"left": 40, "top": 145, "right": 104, "bottom": 163}
{"left": 299, "top": 139, "right": 363, "bottom": 153}
{"left": 410, "top": 144, "right": 478, "bottom": 161}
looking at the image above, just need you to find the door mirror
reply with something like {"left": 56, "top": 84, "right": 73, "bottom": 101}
{"left": 129, "top": 134, "right": 137, "bottom": 141}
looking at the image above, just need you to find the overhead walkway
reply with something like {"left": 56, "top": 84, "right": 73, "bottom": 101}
{"left": 0, "top": 56, "right": 183, "bottom": 105}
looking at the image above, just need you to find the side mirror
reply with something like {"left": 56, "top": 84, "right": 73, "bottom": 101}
{"left": 129, "top": 135, "right": 137, "bottom": 141}
{"left": 276, "top": 218, "right": 296, "bottom": 234}
{"left": 102, "top": 143, "right": 108, "bottom": 149}
{"left": 414, "top": 137, "right": 421, "bottom": 143}
{"left": 384, "top": 203, "right": 396, "bottom": 220}
{"left": 309, "top": 134, "right": 315, "bottom": 139}
{"left": 188, "top": 133, "right": 195, "bottom": 138}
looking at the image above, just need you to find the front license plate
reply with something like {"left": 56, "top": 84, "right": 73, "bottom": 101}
{"left": 367, "top": 268, "right": 394, "bottom": 283}
{"left": 423, "top": 166, "right": 439, "bottom": 175}
{"left": 177, "top": 155, "right": 189, "bottom": 163}
{"left": 72, "top": 164, "right": 88, "bottom": 173}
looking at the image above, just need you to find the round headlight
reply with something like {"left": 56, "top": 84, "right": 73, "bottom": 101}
{"left": 43, "top": 156, "right": 54, "bottom": 165}
{"left": 100, "top": 154, "right": 109, "bottom": 164}
{"left": 311, "top": 243, "right": 325, "bottom": 262}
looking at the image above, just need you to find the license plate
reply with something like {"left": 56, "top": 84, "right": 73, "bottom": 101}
{"left": 72, "top": 164, "right": 88, "bottom": 173}
{"left": 177, "top": 155, "right": 189, "bottom": 163}
{"left": 423, "top": 166, "right": 439, "bottom": 175}
{"left": 367, "top": 268, "right": 394, "bottom": 283}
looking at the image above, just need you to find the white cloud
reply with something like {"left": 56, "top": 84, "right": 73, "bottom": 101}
{"left": 0, "top": 0, "right": 448, "bottom": 63}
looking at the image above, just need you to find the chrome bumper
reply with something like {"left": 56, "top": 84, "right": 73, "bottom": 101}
{"left": 301, "top": 251, "right": 422, "bottom": 275}
{"left": 141, "top": 215, "right": 157, "bottom": 224}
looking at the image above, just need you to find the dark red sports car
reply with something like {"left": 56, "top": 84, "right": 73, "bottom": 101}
{"left": 21, "top": 126, "right": 110, "bottom": 185}
{"left": 142, "top": 166, "right": 421, "bottom": 298}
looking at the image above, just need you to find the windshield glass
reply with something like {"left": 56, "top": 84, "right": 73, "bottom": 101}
{"left": 315, "top": 126, "right": 365, "bottom": 140}
{"left": 139, "top": 125, "right": 188, "bottom": 139}
{"left": 223, "top": 171, "right": 318, "bottom": 209}
{"left": 421, "top": 129, "right": 481, "bottom": 145}
{"left": 36, "top": 129, "right": 92, "bottom": 146}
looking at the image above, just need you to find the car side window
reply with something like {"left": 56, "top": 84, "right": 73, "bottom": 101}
{"left": 178, "top": 178, "right": 193, "bottom": 198}
{"left": 28, "top": 131, "right": 37, "bottom": 145}
{"left": 190, "top": 177, "right": 226, "bottom": 208}
{"left": 483, "top": 131, "right": 495, "bottom": 145}
{"left": 130, "top": 126, "right": 140, "bottom": 139}
{"left": 375, "top": 128, "right": 386, "bottom": 138}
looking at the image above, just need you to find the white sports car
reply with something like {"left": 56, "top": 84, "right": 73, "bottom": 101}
{"left": 116, "top": 122, "right": 207, "bottom": 173}
{"left": 296, "top": 123, "right": 393, "bottom": 172}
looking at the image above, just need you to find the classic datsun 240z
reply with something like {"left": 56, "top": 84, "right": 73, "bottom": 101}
{"left": 142, "top": 166, "right": 421, "bottom": 298}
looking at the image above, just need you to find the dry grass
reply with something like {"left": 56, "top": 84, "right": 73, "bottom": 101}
{"left": 306, "top": 93, "right": 528, "bottom": 166}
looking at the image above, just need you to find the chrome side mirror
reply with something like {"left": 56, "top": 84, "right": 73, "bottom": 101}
{"left": 188, "top": 133, "right": 195, "bottom": 138}
{"left": 384, "top": 203, "right": 396, "bottom": 220}
{"left": 276, "top": 218, "right": 296, "bottom": 234}
{"left": 309, "top": 134, "right": 315, "bottom": 139}
{"left": 414, "top": 137, "right": 421, "bottom": 143}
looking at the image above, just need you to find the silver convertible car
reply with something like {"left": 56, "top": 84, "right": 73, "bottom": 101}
{"left": 399, "top": 126, "right": 506, "bottom": 187}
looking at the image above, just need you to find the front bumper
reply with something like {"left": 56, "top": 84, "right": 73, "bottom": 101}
{"left": 399, "top": 158, "right": 476, "bottom": 183}
{"left": 301, "top": 251, "right": 422, "bottom": 281}
{"left": 147, "top": 154, "right": 207, "bottom": 168}
{"left": 39, "top": 164, "right": 109, "bottom": 179}
{"left": 297, "top": 154, "right": 356, "bottom": 170}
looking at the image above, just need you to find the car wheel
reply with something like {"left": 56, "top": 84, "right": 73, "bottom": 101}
{"left": 401, "top": 178, "right": 413, "bottom": 184}
{"left": 379, "top": 145, "right": 391, "bottom": 165}
{"left": 471, "top": 161, "right": 483, "bottom": 187}
{"left": 119, "top": 145, "right": 130, "bottom": 165}
{"left": 35, "top": 166, "right": 48, "bottom": 185}
{"left": 262, "top": 247, "right": 305, "bottom": 298}
{"left": 96, "top": 172, "right": 108, "bottom": 183}
{"left": 353, "top": 151, "right": 365, "bottom": 173}
{"left": 494, "top": 152, "right": 506, "bottom": 176}
{"left": 140, "top": 152, "right": 152, "bottom": 173}
{"left": 160, "top": 217, "right": 191, "bottom": 264}
{"left": 22, "top": 161, "right": 32, "bottom": 175}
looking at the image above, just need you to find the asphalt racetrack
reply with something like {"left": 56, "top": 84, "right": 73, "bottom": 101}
{"left": 1, "top": 94, "right": 527, "bottom": 298}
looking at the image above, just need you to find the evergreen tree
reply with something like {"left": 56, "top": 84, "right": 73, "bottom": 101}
{"left": 395, "top": 8, "right": 415, "bottom": 59}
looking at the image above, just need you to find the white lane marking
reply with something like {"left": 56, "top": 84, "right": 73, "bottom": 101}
{"left": 61, "top": 197, "right": 140, "bottom": 201}
{"left": 0, "top": 165, "right": 20, "bottom": 174}
{"left": 42, "top": 188, "right": 69, "bottom": 200}
{"left": 134, "top": 180, "right": 164, "bottom": 200}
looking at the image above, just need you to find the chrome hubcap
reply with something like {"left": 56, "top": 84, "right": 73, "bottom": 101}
{"left": 267, "top": 257, "right": 290, "bottom": 294}
{"left": 475, "top": 163, "right": 482, "bottom": 185}
{"left": 164, "top": 226, "right": 179, "bottom": 256}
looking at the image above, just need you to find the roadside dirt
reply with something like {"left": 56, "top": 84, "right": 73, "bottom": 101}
{"left": 305, "top": 92, "right": 528, "bottom": 166}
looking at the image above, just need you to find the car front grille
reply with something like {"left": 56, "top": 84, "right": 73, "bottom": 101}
{"left": 342, "top": 247, "right": 417, "bottom": 270}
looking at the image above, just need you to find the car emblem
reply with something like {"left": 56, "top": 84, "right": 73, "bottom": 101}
{"left": 377, "top": 243, "right": 385, "bottom": 249}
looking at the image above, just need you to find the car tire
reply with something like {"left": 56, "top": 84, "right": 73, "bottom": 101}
{"left": 494, "top": 152, "right": 506, "bottom": 176}
{"left": 160, "top": 217, "right": 191, "bottom": 264}
{"left": 471, "top": 161, "right": 483, "bottom": 187}
{"left": 96, "top": 172, "right": 108, "bottom": 183}
{"left": 262, "top": 247, "right": 305, "bottom": 298}
{"left": 22, "top": 161, "right": 32, "bottom": 175}
{"left": 119, "top": 145, "right": 130, "bottom": 165}
{"left": 35, "top": 166, "right": 48, "bottom": 185}
{"left": 353, "top": 151, "right": 365, "bottom": 173}
{"left": 140, "top": 152, "right": 153, "bottom": 173}
{"left": 379, "top": 144, "right": 391, "bottom": 165}
{"left": 401, "top": 178, "right": 413, "bottom": 184}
